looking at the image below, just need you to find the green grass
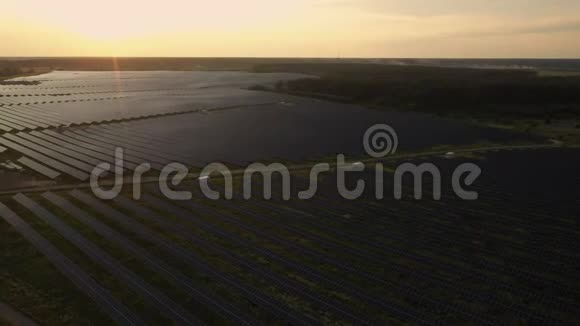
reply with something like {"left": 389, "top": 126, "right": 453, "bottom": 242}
{"left": 475, "top": 118, "right": 580, "bottom": 144}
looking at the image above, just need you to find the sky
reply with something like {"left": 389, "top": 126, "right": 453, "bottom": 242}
{"left": 1, "top": 0, "right": 580, "bottom": 58}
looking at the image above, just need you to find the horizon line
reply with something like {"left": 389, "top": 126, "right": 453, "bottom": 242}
{"left": 2, "top": 56, "right": 580, "bottom": 60}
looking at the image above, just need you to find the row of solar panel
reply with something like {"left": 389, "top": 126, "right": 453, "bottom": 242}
{"left": 0, "top": 124, "right": 198, "bottom": 180}
{"left": 0, "top": 87, "right": 197, "bottom": 97}
{"left": 0, "top": 96, "right": 128, "bottom": 110}
{"left": 0, "top": 103, "right": 68, "bottom": 132}
{"left": 0, "top": 83, "right": 128, "bottom": 91}
{"left": 0, "top": 91, "right": 216, "bottom": 129}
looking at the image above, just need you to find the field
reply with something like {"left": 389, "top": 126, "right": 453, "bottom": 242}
{"left": 1, "top": 148, "right": 579, "bottom": 324}
{"left": 0, "top": 70, "right": 533, "bottom": 186}
{"left": 0, "top": 60, "right": 579, "bottom": 325}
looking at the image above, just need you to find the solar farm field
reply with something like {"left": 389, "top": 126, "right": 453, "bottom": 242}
{"left": 0, "top": 71, "right": 532, "bottom": 184}
{"left": 1, "top": 148, "right": 579, "bottom": 324}
{"left": 0, "top": 70, "right": 578, "bottom": 325}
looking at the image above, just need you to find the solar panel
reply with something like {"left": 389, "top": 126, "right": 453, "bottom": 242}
{"left": 0, "top": 124, "right": 12, "bottom": 132}
{"left": 13, "top": 193, "right": 201, "bottom": 325}
{"left": 44, "top": 130, "right": 160, "bottom": 171}
{"left": 31, "top": 131, "right": 115, "bottom": 163}
{"left": 0, "top": 137, "right": 88, "bottom": 180}
{"left": 88, "top": 191, "right": 313, "bottom": 324}
{"left": 37, "top": 130, "right": 141, "bottom": 171}
{"left": 0, "top": 201, "right": 143, "bottom": 326}
{"left": 17, "top": 156, "right": 61, "bottom": 179}
{"left": 21, "top": 104, "right": 67, "bottom": 121}
{"left": 17, "top": 132, "right": 115, "bottom": 168}
{"left": 3, "top": 134, "right": 99, "bottom": 174}
{"left": 0, "top": 111, "right": 48, "bottom": 129}
{"left": 0, "top": 107, "right": 59, "bottom": 127}
{"left": 83, "top": 127, "right": 194, "bottom": 164}
{"left": 42, "top": 191, "right": 256, "bottom": 325}
{"left": 0, "top": 116, "right": 27, "bottom": 130}
{"left": 91, "top": 124, "right": 179, "bottom": 147}
{"left": 64, "top": 130, "right": 170, "bottom": 166}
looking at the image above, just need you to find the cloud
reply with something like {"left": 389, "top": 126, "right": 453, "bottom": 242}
{"left": 319, "top": 0, "right": 580, "bottom": 17}
{"left": 498, "top": 20, "right": 580, "bottom": 35}
{"left": 441, "top": 18, "right": 580, "bottom": 38}
{"left": 370, "top": 17, "right": 580, "bottom": 58}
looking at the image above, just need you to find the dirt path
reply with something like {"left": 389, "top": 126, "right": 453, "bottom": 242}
{"left": 1, "top": 142, "right": 572, "bottom": 197}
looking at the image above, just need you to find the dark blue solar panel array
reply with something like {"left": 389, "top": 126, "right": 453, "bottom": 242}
{"left": 1, "top": 71, "right": 533, "bottom": 181}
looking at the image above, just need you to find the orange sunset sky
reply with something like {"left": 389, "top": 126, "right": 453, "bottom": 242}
{"left": 2, "top": 0, "right": 580, "bottom": 58}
